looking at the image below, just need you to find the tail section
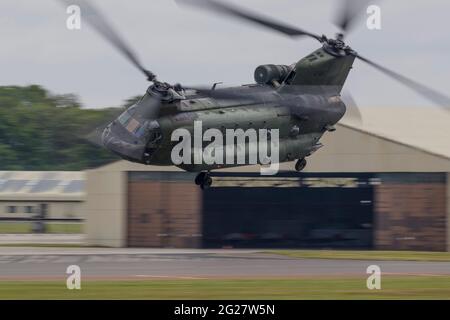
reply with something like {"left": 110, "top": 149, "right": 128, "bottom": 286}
{"left": 286, "top": 47, "right": 355, "bottom": 92}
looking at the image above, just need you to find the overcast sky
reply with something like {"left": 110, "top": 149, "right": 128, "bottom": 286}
{"left": 1, "top": 0, "right": 449, "bottom": 109}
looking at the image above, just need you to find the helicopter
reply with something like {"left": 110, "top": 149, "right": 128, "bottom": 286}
{"left": 65, "top": 0, "right": 450, "bottom": 189}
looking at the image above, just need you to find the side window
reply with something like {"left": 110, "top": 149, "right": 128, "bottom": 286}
{"left": 7, "top": 206, "right": 17, "bottom": 214}
{"left": 40, "top": 203, "right": 48, "bottom": 218}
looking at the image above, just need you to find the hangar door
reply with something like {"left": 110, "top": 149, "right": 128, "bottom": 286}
{"left": 127, "top": 172, "right": 201, "bottom": 248}
{"left": 202, "top": 173, "right": 375, "bottom": 249}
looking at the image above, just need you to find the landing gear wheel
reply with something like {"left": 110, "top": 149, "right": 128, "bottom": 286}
{"left": 201, "top": 176, "right": 212, "bottom": 190}
{"left": 195, "top": 172, "right": 206, "bottom": 185}
{"left": 295, "top": 158, "right": 307, "bottom": 172}
{"left": 195, "top": 172, "right": 212, "bottom": 189}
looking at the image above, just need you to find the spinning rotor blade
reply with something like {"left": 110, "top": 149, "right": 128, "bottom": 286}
{"left": 357, "top": 55, "right": 450, "bottom": 111}
{"left": 131, "top": 92, "right": 163, "bottom": 120}
{"left": 59, "top": 0, "right": 156, "bottom": 81}
{"left": 177, "top": 0, "right": 323, "bottom": 42}
{"left": 341, "top": 91, "right": 363, "bottom": 125}
{"left": 334, "top": 0, "right": 376, "bottom": 36}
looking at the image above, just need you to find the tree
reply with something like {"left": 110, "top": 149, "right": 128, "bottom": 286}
{"left": 0, "top": 85, "right": 122, "bottom": 170}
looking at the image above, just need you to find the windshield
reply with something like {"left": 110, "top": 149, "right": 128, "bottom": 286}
{"left": 117, "top": 107, "right": 148, "bottom": 138}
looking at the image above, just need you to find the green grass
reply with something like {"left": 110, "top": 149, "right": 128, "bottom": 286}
{"left": 264, "top": 250, "right": 450, "bottom": 262}
{"left": 0, "top": 276, "right": 449, "bottom": 299}
{"left": 0, "top": 223, "right": 82, "bottom": 234}
{"left": 47, "top": 223, "right": 83, "bottom": 234}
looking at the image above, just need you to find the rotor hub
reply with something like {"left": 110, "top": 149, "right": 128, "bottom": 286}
{"left": 321, "top": 34, "right": 356, "bottom": 57}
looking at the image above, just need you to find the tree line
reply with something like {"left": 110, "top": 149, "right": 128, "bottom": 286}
{"left": 0, "top": 85, "right": 139, "bottom": 170}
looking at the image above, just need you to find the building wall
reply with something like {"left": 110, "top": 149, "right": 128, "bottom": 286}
{"left": 307, "top": 125, "right": 450, "bottom": 172}
{"left": 0, "top": 201, "right": 83, "bottom": 220}
{"left": 447, "top": 173, "right": 450, "bottom": 251}
{"left": 85, "top": 169, "right": 127, "bottom": 247}
{"left": 86, "top": 167, "right": 450, "bottom": 250}
{"left": 124, "top": 172, "right": 374, "bottom": 249}
{"left": 374, "top": 174, "right": 447, "bottom": 251}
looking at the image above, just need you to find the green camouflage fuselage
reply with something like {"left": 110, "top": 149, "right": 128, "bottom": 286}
{"left": 105, "top": 46, "right": 356, "bottom": 172}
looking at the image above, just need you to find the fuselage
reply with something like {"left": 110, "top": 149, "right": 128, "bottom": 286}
{"left": 103, "top": 84, "right": 346, "bottom": 172}
{"left": 102, "top": 45, "right": 355, "bottom": 172}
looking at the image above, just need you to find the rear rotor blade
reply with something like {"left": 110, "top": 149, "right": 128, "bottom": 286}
{"left": 357, "top": 55, "right": 450, "bottom": 111}
{"left": 59, "top": 0, "right": 156, "bottom": 81}
{"left": 177, "top": 0, "right": 323, "bottom": 42}
{"left": 334, "top": 0, "right": 376, "bottom": 35}
{"left": 131, "top": 92, "right": 163, "bottom": 120}
{"left": 341, "top": 91, "right": 363, "bottom": 125}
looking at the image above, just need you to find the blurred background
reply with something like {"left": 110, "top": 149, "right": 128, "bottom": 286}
{"left": 0, "top": 0, "right": 449, "bottom": 252}
{"left": 0, "top": 90, "right": 449, "bottom": 252}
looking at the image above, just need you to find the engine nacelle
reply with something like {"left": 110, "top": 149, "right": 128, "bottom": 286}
{"left": 254, "top": 64, "right": 292, "bottom": 85}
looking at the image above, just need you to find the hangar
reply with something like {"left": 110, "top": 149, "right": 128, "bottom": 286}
{"left": 0, "top": 171, "right": 85, "bottom": 220}
{"left": 85, "top": 107, "right": 450, "bottom": 251}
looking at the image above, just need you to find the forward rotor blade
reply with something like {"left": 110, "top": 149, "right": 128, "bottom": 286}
{"left": 357, "top": 55, "right": 450, "bottom": 111}
{"left": 59, "top": 0, "right": 156, "bottom": 81}
{"left": 334, "top": 0, "right": 375, "bottom": 35}
{"left": 131, "top": 92, "right": 163, "bottom": 121}
{"left": 177, "top": 0, "right": 323, "bottom": 42}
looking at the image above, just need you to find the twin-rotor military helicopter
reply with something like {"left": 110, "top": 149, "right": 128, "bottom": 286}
{"left": 64, "top": 0, "right": 450, "bottom": 189}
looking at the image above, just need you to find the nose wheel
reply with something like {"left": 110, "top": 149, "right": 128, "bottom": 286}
{"left": 295, "top": 158, "right": 307, "bottom": 172}
{"left": 195, "top": 172, "right": 212, "bottom": 190}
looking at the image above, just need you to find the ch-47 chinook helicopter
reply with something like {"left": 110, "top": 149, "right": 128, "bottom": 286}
{"left": 68, "top": 0, "right": 450, "bottom": 189}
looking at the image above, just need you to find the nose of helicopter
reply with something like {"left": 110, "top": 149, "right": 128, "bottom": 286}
{"left": 101, "top": 122, "right": 147, "bottom": 163}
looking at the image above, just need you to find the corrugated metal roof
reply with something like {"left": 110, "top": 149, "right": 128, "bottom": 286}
{"left": 0, "top": 171, "right": 85, "bottom": 201}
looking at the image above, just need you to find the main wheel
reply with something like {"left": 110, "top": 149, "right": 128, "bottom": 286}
{"left": 200, "top": 176, "right": 212, "bottom": 190}
{"left": 295, "top": 158, "right": 307, "bottom": 172}
{"left": 195, "top": 172, "right": 206, "bottom": 185}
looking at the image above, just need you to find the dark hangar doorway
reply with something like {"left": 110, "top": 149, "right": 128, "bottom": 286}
{"left": 202, "top": 173, "right": 375, "bottom": 249}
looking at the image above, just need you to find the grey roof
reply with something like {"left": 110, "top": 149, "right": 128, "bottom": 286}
{"left": 0, "top": 171, "right": 85, "bottom": 201}
{"left": 339, "top": 106, "right": 450, "bottom": 160}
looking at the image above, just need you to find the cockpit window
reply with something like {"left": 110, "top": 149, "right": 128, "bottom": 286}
{"left": 126, "top": 118, "right": 141, "bottom": 135}
{"left": 118, "top": 110, "right": 132, "bottom": 126}
{"left": 134, "top": 123, "right": 148, "bottom": 138}
{"left": 117, "top": 108, "right": 148, "bottom": 139}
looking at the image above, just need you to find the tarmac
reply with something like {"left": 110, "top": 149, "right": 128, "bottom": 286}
{"left": 0, "top": 234, "right": 84, "bottom": 245}
{"left": 0, "top": 248, "right": 449, "bottom": 280}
